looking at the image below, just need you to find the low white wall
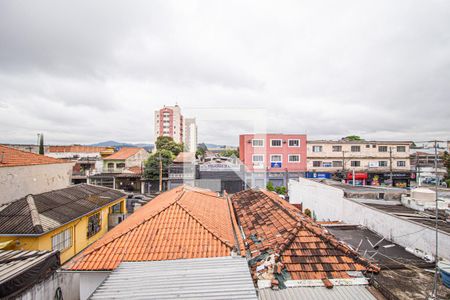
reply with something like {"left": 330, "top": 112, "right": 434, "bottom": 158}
{"left": 289, "top": 178, "right": 450, "bottom": 261}
{"left": 79, "top": 271, "right": 110, "bottom": 300}
{"left": 0, "top": 163, "right": 74, "bottom": 204}
{"left": 16, "top": 271, "right": 79, "bottom": 300}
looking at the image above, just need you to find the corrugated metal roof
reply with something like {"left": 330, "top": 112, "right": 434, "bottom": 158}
{"left": 258, "top": 286, "right": 377, "bottom": 300}
{"left": 89, "top": 256, "right": 258, "bottom": 300}
{"left": 0, "top": 250, "right": 60, "bottom": 298}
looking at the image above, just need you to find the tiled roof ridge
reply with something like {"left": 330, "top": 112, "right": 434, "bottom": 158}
{"left": 176, "top": 200, "right": 234, "bottom": 250}
{"left": 225, "top": 195, "right": 246, "bottom": 255}
{"left": 80, "top": 189, "right": 186, "bottom": 257}
{"left": 182, "top": 186, "right": 222, "bottom": 198}
{"left": 259, "top": 190, "right": 380, "bottom": 273}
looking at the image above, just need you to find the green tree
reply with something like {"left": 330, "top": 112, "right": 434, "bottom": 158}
{"left": 143, "top": 149, "right": 174, "bottom": 180}
{"left": 342, "top": 135, "right": 364, "bottom": 141}
{"left": 220, "top": 149, "right": 239, "bottom": 158}
{"left": 304, "top": 208, "right": 312, "bottom": 218}
{"left": 443, "top": 151, "right": 450, "bottom": 179}
{"left": 266, "top": 181, "right": 275, "bottom": 191}
{"left": 275, "top": 186, "right": 286, "bottom": 195}
{"left": 196, "top": 147, "right": 206, "bottom": 159}
{"left": 155, "top": 136, "right": 183, "bottom": 156}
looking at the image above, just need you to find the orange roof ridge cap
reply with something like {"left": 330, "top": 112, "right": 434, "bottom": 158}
{"left": 226, "top": 195, "right": 246, "bottom": 255}
{"left": 80, "top": 189, "right": 186, "bottom": 257}
{"left": 176, "top": 200, "right": 234, "bottom": 249}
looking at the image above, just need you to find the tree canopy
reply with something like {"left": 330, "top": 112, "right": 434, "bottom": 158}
{"left": 144, "top": 137, "right": 184, "bottom": 180}
{"left": 155, "top": 136, "right": 184, "bottom": 156}
{"left": 220, "top": 149, "right": 239, "bottom": 158}
{"left": 342, "top": 135, "right": 364, "bottom": 141}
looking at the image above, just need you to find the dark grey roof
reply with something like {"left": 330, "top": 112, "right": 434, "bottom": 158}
{"left": 0, "top": 184, "right": 125, "bottom": 235}
{"left": 327, "top": 226, "right": 434, "bottom": 269}
{"left": 0, "top": 250, "right": 60, "bottom": 298}
{"left": 89, "top": 257, "right": 258, "bottom": 300}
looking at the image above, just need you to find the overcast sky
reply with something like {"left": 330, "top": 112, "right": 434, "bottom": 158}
{"left": 0, "top": 0, "right": 449, "bottom": 146}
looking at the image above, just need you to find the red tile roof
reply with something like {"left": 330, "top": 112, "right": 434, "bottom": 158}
{"left": 0, "top": 145, "right": 67, "bottom": 168}
{"left": 65, "top": 186, "right": 244, "bottom": 271}
{"left": 231, "top": 189, "right": 379, "bottom": 282}
{"left": 103, "top": 147, "right": 144, "bottom": 160}
{"left": 124, "top": 166, "right": 143, "bottom": 174}
{"left": 48, "top": 145, "right": 108, "bottom": 153}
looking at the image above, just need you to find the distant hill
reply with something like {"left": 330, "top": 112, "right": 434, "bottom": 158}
{"left": 202, "top": 143, "right": 237, "bottom": 150}
{"left": 90, "top": 141, "right": 154, "bottom": 151}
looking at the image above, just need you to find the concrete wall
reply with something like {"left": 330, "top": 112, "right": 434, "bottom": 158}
{"left": 289, "top": 178, "right": 450, "bottom": 261}
{"left": 79, "top": 271, "right": 110, "bottom": 300}
{"left": 16, "top": 271, "right": 79, "bottom": 300}
{"left": 0, "top": 163, "right": 73, "bottom": 204}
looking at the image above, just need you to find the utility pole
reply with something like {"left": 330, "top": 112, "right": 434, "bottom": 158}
{"left": 432, "top": 140, "right": 439, "bottom": 299}
{"left": 159, "top": 153, "right": 163, "bottom": 192}
{"left": 389, "top": 146, "right": 393, "bottom": 187}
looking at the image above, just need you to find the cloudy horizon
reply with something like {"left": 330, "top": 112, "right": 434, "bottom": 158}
{"left": 1, "top": 0, "right": 449, "bottom": 146}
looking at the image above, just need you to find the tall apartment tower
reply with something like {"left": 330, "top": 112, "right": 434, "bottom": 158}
{"left": 154, "top": 105, "right": 198, "bottom": 153}
{"left": 154, "top": 105, "right": 184, "bottom": 143}
{"left": 184, "top": 118, "right": 198, "bottom": 153}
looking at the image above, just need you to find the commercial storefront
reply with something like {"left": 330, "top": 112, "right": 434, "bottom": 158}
{"left": 345, "top": 172, "right": 368, "bottom": 186}
{"left": 368, "top": 172, "right": 412, "bottom": 187}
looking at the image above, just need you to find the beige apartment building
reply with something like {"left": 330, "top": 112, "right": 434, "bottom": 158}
{"left": 307, "top": 140, "right": 413, "bottom": 187}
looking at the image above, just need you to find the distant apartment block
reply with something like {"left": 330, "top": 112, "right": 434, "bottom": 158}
{"left": 239, "top": 134, "right": 307, "bottom": 188}
{"left": 307, "top": 140, "right": 412, "bottom": 187}
{"left": 184, "top": 117, "right": 198, "bottom": 153}
{"left": 154, "top": 105, "right": 183, "bottom": 143}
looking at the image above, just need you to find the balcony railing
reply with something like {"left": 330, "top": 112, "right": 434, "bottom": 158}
{"left": 103, "top": 167, "right": 126, "bottom": 173}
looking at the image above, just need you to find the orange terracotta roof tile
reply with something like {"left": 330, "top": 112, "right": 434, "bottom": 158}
{"left": 124, "top": 166, "right": 143, "bottom": 174}
{"left": 48, "top": 145, "right": 108, "bottom": 153}
{"left": 0, "top": 145, "right": 68, "bottom": 168}
{"left": 65, "top": 186, "right": 244, "bottom": 271}
{"left": 231, "top": 189, "right": 379, "bottom": 282}
{"left": 104, "top": 147, "right": 144, "bottom": 160}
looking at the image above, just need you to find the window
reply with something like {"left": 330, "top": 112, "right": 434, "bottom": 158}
{"left": 288, "top": 154, "right": 300, "bottom": 162}
{"left": 87, "top": 213, "right": 102, "bottom": 238}
{"left": 397, "top": 146, "right": 406, "bottom": 152}
{"left": 52, "top": 228, "right": 72, "bottom": 252}
{"left": 312, "top": 161, "right": 322, "bottom": 167}
{"left": 110, "top": 202, "right": 122, "bottom": 214}
{"left": 270, "top": 155, "right": 282, "bottom": 162}
{"left": 350, "top": 161, "right": 360, "bottom": 167}
{"left": 271, "top": 139, "right": 282, "bottom": 147}
{"left": 116, "top": 163, "right": 125, "bottom": 169}
{"left": 379, "top": 146, "right": 388, "bottom": 152}
{"left": 333, "top": 161, "right": 343, "bottom": 167}
{"left": 397, "top": 161, "right": 406, "bottom": 167}
{"left": 252, "top": 154, "right": 264, "bottom": 162}
{"left": 312, "top": 146, "right": 322, "bottom": 152}
{"left": 288, "top": 139, "right": 300, "bottom": 147}
{"left": 378, "top": 161, "right": 388, "bottom": 167}
{"left": 107, "top": 162, "right": 114, "bottom": 169}
{"left": 252, "top": 139, "right": 264, "bottom": 147}
{"left": 366, "top": 145, "right": 370, "bottom": 148}
{"left": 351, "top": 146, "right": 361, "bottom": 152}
{"left": 332, "top": 145, "right": 342, "bottom": 152}
{"left": 322, "top": 162, "right": 332, "bottom": 168}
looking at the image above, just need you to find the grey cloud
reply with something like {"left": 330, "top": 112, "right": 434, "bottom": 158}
{"left": 0, "top": 0, "right": 449, "bottom": 145}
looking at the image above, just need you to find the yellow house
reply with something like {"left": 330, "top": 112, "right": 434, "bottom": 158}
{"left": 0, "top": 184, "right": 127, "bottom": 263}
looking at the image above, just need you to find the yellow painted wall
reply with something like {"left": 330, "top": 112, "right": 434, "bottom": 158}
{"left": 0, "top": 197, "right": 126, "bottom": 263}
